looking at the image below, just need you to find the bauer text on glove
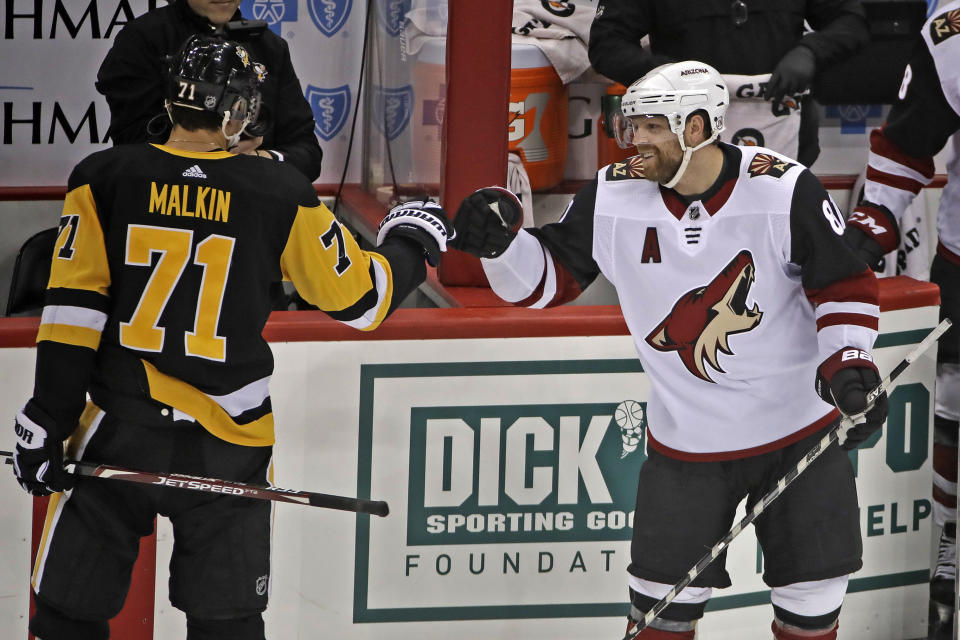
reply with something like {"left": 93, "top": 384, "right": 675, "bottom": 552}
{"left": 815, "top": 347, "right": 889, "bottom": 450}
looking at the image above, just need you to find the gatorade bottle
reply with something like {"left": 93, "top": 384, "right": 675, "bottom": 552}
{"left": 508, "top": 43, "right": 568, "bottom": 190}
{"left": 598, "top": 83, "right": 635, "bottom": 168}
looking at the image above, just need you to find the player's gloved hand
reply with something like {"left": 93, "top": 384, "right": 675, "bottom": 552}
{"left": 842, "top": 202, "right": 900, "bottom": 270}
{"left": 376, "top": 200, "right": 452, "bottom": 267}
{"left": 449, "top": 187, "right": 523, "bottom": 258}
{"left": 815, "top": 347, "right": 889, "bottom": 450}
{"left": 12, "top": 400, "right": 74, "bottom": 496}
{"left": 764, "top": 45, "right": 816, "bottom": 106}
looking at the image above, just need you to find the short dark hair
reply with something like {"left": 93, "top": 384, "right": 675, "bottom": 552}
{"left": 168, "top": 105, "right": 222, "bottom": 132}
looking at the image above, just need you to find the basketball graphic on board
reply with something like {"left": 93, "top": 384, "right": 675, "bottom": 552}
{"left": 615, "top": 400, "right": 646, "bottom": 458}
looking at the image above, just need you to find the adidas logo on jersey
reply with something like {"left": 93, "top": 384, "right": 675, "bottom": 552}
{"left": 182, "top": 165, "right": 207, "bottom": 179}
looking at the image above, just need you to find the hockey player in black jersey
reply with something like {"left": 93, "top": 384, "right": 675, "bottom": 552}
{"left": 449, "top": 61, "right": 885, "bottom": 639}
{"left": 841, "top": 3, "right": 960, "bottom": 637}
{"left": 10, "top": 34, "right": 450, "bottom": 640}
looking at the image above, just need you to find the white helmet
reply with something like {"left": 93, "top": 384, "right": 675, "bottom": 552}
{"left": 613, "top": 61, "right": 729, "bottom": 188}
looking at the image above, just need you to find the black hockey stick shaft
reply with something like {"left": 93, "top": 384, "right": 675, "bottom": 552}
{"left": 624, "top": 318, "right": 952, "bottom": 639}
{"left": 1, "top": 453, "right": 389, "bottom": 517}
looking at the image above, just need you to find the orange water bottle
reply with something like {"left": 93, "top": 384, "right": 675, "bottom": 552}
{"left": 508, "top": 43, "right": 568, "bottom": 191}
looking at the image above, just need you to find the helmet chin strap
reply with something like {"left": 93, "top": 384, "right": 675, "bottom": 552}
{"left": 662, "top": 132, "right": 718, "bottom": 190}
{"left": 662, "top": 146, "right": 693, "bottom": 189}
{"left": 220, "top": 111, "right": 250, "bottom": 149}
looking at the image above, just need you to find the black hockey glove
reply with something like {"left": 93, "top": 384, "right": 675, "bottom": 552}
{"left": 12, "top": 400, "right": 75, "bottom": 496}
{"left": 376, "top": 200, "right": 452, "bottom": 267}
{"left": 764, "top": 45, "right": 816, "bottom": 106}
{"left": 449, "top": 187, "right": 523, "bottom": 259}
{"left": 816, "top": 347, "right": 889, "bottom": 450}
{"left": 843, "top": 202, "right": 900, "bottom": 270}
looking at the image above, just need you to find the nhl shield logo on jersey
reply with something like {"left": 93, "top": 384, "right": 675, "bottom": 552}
{"left": 930, "top": 9, "right": 960, "bottom": 44}
{"left": 605, "top": 156, "right": 645, "bottom": 181}
{"left": 645, "top": 250, "right": 763, "bottom": 382}
{"left": 747, "top": 153, "right": 795, "bottom": 178}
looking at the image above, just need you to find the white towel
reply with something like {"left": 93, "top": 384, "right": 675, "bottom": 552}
{"left": 721, "top": 73, "right": 804, "bottom": 162}
{"left": 404, "top": 1, "right": 596, "bottom": 83}
{"left": 403, "top": 6, "right": 446, "bottom": 57}
{"left": 512, "top": 0, "right": 598, "bottom": 84}
{"left": 507, "top": 152, "right": 536, "bottom": 227}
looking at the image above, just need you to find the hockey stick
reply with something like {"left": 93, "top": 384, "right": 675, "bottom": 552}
{"left": 624, "top": 318, "right": 952, "bottom": 639}
{"left": 1, "top": 453, "right": 389, "bottom": 517}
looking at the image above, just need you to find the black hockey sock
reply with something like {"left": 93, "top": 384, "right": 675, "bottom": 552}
{"left": 29, "top": 597, "right": 109, "bottom": 640}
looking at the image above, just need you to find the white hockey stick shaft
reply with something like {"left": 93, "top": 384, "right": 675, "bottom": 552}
{"left": 624, "top": 318, "right": 952, "bottom": 639}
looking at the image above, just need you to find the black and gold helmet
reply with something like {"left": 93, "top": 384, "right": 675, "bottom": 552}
{"left": 166, "top": 34, "right": 265, "bottom": 125}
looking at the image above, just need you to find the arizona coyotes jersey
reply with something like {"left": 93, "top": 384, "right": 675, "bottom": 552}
{"left": 483, "top": 143, "right": 879, "bottom": 458}
{"left": 849, "top": 0, "right": 960, "bottom": 261}
{"left": 36, "top": 144, "right": 419, "bottom": 447}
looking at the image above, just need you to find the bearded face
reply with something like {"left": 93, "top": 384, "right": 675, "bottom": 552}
{"left": 630, "top": 116, "right": 685, "bottom": 185}
{"left": 635, "top": 138, "right": 684, "bottom": 185}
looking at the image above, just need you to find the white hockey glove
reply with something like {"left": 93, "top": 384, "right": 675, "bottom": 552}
{"left": 449, "top": 187, "right": 523, "bottom": 258}
{"left": 376, "top": 200, "right": 452, "bottom": 267}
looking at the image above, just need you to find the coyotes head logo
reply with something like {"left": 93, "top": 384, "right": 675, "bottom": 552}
{"left": 646, "top": 250, "right": 763, "bottom": 382}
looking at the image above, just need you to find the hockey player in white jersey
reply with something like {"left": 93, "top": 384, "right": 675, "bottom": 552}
{"left": 841, "top": 4, "right": 960, "bottom": 638}
{"left": 449, "top": 61, "right": 886, "bottom": 639}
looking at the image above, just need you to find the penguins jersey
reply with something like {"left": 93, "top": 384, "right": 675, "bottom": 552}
{"left": 849, "top": 0, "right": 960, "bottom": 261}
{"left": 483, "top": 143, "right": 879, "bottom": 459}
{"left": 35, "top": 144, "right": 424, "bottom": 447}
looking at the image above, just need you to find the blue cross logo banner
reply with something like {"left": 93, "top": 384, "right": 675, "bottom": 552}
{"left": 240, "top": 0, "right": 298, "bottom": 35}
{"left": 309, "top": 0, "right": 353, "bottom": 36}
{"left": 306, "top": 85, "right": 351, "bottom": 141}
{"left": 373, "top": 85, "right": 413, "bottom": 141}
{"left": 377, "top": 0, "right": 412, "bottom": 37}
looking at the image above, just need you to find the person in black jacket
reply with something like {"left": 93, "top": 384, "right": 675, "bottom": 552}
{"left": 588, "top": 0, "right": 869, "bottom": 167}
{"left": 96, "top": 0, "right": 323, "bottom": 181}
